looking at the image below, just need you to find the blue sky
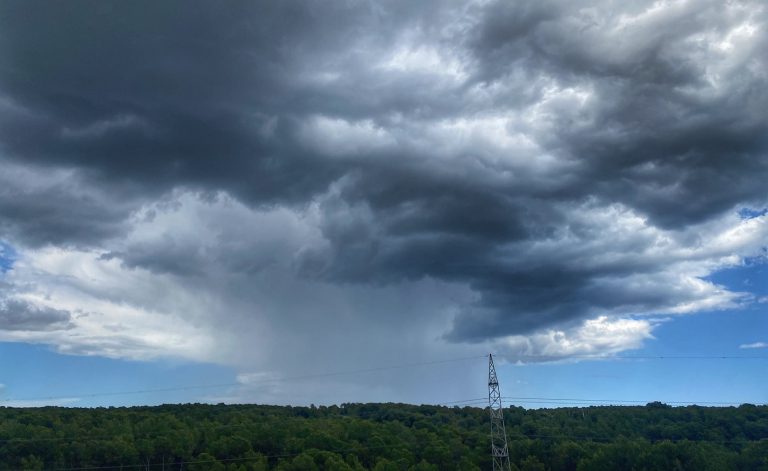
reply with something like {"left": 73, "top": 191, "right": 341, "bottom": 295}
{"left": 0, "top": 242, "right": 15, "bottom": 273}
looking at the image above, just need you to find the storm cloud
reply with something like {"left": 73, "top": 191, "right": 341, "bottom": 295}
{"left": 0, "top": 0, "right": 766, "bottom": 374}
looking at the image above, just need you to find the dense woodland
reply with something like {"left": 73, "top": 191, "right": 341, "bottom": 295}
{"left": 0, "top": 402, "right": 766, "bottom": 470}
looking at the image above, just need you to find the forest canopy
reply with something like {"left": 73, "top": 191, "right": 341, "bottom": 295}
{"left": 0, "top": 402, "right": 766, "bottom": 470}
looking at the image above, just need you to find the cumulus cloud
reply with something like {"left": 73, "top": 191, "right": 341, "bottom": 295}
{"left": 0, "top": 0, "right": 766, "bottom": 387}
{"left": 0, "top": 191, "right": 763, "bottom": 373}
{"left": 0, "top": 246, "right": 217, "bottom": 361}
{"left": 496, "top": 316, "right": 657, "bottom": 361}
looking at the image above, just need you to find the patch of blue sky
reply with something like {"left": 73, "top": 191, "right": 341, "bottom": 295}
{"left": 705, "top": 258, "right": 768, "bottom": 299}
{"left": 0, "top": 342, "right": 237, "bottom": 407}
{"left": 738, "top": 207, "right": 768, "bottom": 220}
{"left": 0, "top": 241, "right": 16, "bottom": 273}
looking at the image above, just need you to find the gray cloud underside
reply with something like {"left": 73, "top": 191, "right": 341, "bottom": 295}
{"left": 1, "top": 0, "right": 767, "bottom": 342}
{"left": 0, "top": 298, "right": 72, "bottom": 332}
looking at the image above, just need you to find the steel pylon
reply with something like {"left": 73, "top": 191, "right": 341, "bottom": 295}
{"left": 488, "top": 354, "right": 512, "bottom": 471}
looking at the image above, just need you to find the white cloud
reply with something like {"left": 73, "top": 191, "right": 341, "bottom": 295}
{"left": 378, "top": 43, "right": 468, "bottom": 82}
{"left": 2, "top": 191, "right": 766, "bottom": 373}
{"left": 500, "top": 204, "right": 765, "bottom": 318}
{"left": 739, "top": 342, "right": 768, "bottom": 349}
{"left": 0, "top": 248, "right": 217, "bottom": 361}
{"left": 496, "top": 316, "right": 656, "bottom": 361}
{"left": 300, "top": 116, "right": 396, "bottom": 157}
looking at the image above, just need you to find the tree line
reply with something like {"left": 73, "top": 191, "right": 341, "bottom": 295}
{"left": 0, "top": 402, "right": 766, "bottom": 470}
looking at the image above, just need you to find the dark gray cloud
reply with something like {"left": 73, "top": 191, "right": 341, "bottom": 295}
{"left": 0, "top": 160, "right": 135, "bottom": 247}
{"left": 468, "top": 1, "right": 768, "bottom": 226}
{"left": 0, "top": 298, "right": 72, "bottom": 331}
{"left": 0, "top": 0, "right": 766, "bottom": 348}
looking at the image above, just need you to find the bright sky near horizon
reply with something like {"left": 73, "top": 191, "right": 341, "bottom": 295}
{"left": 0, "top": 0, "right": 767, "bottom": 408}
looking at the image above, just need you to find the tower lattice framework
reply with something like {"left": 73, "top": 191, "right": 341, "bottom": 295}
{"left": 488, "top": 354, "right": 512, "bottom": 471}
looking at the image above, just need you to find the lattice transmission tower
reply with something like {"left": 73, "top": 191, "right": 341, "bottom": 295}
{"left": 488, "top": 354, "right": 512, "bottom": 471}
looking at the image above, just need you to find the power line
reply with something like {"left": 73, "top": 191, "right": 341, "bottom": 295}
{"left": 502, "top": 396, "right": 766, "bottom": 406}
{"left": 4, "top": 352, "right": 764, "bottom": 405}
{"left": 4, "top": 352, "right": 763, "bottom": 405}
{"left": 435, "top": 397, "right": 487, "bottom": 405}
{"left": 507, "top": 354, "right": 768, "bottom": 360}
{"left": 0, "top": 355, "right": 487, "bottom": 404}
{"left": 440, "top": 397, "right": 766, "bottom": 407}
{"left": 0, "top": 350, "right": 762, "bottom": 470}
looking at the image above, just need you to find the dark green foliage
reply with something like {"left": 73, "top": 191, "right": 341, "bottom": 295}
{"left": 0, "top": 403, "right": 765, "bottom": 470}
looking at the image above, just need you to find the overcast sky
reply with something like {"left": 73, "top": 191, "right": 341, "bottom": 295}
{"left": 0, "top": 0, "right": 767, "bottom": 407}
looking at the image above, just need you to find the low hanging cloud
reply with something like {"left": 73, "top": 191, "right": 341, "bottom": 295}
{"left": 0, "top": 192, "right": 764, "bottom": 372}
{"left": 0, "top": 0, "right": 766, "bottom": 378}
